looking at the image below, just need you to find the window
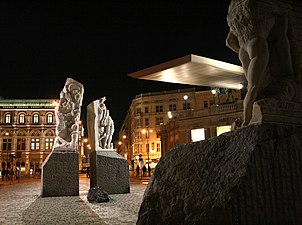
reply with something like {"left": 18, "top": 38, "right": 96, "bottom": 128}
{"left": 204, "top": 101, "right": 208, "bottom": 108}
{"left": 145, "top": 118, "right": 149, "bottom": 126}
{"left": 33, "top": 114, "right": 39, "bottom": 124}
{"left": 169, "top": 104, "right": 176, "bottom": 111}
{"left": 136, "top": 107, "right": 141, "bottom": 115}
{"left": 210, "top": 100, "right": 214, "bottom": 106}
{"left": 183, "top": 102, "right": 191, "bottom": 110}
{"left": 19, "top": 114, "right": 25, "bottom": 124}
{"left": 31, "top": 138, "right": 40, "bottom": 150}
{"left": 156, "top": 105, "right": 163, "bottom": 112}
{"left": 47, "top": 114, "right": 53, "bottom": 123}
{"left": 5, "top": 114, "right": 11, "bottom": 124}
{"left": 155, "top": 117, "right": 164, "bottom": 125}
{"left": 17, "top": 138, "right": 26, "bottom": 150}
{"left": 157, "top": 143, "right": 161, "bottom": 152}
{"left": 45, "top": 138, "right": 54, "bottom": 150}
{"left": 2, "top": 139, "right": 12, "bottom": 151}
{"left": 144, "top": 107, "right": 149, "bottom": 113}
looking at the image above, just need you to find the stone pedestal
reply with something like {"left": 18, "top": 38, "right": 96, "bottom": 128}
{"left": 41, "top": 150, "right": 79, "bottom": 197}
{"left": 90, "top": 150, "right": 130, "bottom": 194}
{"left": 250, "top": 99, "right": 302, "bottom": 125}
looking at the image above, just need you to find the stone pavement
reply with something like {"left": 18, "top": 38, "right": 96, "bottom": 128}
{"left": 0, "top": 174, "right": 149, "bottom": 225}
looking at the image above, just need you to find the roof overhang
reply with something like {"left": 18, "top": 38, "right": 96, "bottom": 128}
{"left": 128, "top": 54, "right": 245, "bottom": 89}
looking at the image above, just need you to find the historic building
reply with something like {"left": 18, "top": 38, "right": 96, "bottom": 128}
{"left": 118, "top": 88, "right": 241, "bottom": 171}
{"left": 0, "top": 98, "right": 58, "bottom": 174}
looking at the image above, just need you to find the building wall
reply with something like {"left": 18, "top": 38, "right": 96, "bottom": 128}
{"left": 0, "top": 99, "right": 57, "bottom": 174}
{"left": 118, "top": 88, "right": 242, "bottom": 171}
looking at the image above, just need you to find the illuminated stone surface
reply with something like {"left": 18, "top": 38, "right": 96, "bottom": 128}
{"left": 87, "top": 97, "right": 114, "bottom": 150}
{"left": 53, "top": 77, "right": 84, "bottom": 151}
{"left": 137, "top": 124, "right": 302, "bottom": 225}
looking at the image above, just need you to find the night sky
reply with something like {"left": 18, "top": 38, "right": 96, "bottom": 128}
{"left": 0, "top": 1, "right": 239, "bottom": 138}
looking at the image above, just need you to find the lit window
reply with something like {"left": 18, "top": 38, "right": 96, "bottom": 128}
{"left": 155, "top": 105, "right": 163, "bottom": 112}
{"left": 136, "top": 107, "right": 141, "bottom": 115}
{"left": 191, "top": 128, "right": 205, "bottom": 142}
{"left": 31, "top": 138, "right": 40, "bottom": 150}
{"left": 169, "top": 104, "right": 176, "bottom": 111}
{"left": 145, "top": 118, "right": 149, "bottom": 126}
{"left": 19, "top": 114, "right": 25, "bottom": 124}
{"left": 2, "top": 138, "right": 12, "bottom": 150}
{"left": 47, "top": 114, "right": 53, "bottom": 123}
{"left": 183, "top": 102, "right": 191, "bottom": 110}
{"left": 45, "top": 138, "right": 54, "bottom": 150}
{"left": 17, "top": 138, "right": 26, "bottom": 150}
{"left": 204, "top": 101, "right": 208, "bottom": 108}
{"left": 33, "top": 114, "right": 39, "bottom": 124}
{"left": 5, "top": 114, "right": 11, "bottom": 124}
{"left": 155, "top": 117, "right": 164, "bottom": 125}
{"left": 216, "top": 125, "right": 232, "bottom": 136}
{"left": 156, "top": 143, "right": 161, "bottom": 152}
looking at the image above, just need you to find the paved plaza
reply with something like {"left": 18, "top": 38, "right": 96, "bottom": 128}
{"left": 0, "top": 174, "right": 148, "bottom": 225}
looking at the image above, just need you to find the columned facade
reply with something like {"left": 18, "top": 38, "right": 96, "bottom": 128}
{"left": 0, "top": 99, "right": 57, "bottom": 175}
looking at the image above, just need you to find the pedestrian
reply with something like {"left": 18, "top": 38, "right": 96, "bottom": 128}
{"left": 135, "top": 165, "right": 140, "bottom": 177}
{"left": 142, "top": 165, "right": 146, "bottom": 177}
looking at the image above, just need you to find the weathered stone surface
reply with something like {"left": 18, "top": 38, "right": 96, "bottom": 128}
{"left": 90, "top": 150, "right": 130, "bottom": 194}
{"left": 41, "top": 151, "right": 79, "bottom": 197}
{"left": 137, "top": 124, "right": 302, "bottom": 225}
{"left": 87, "top": 187, "right": 110, "bottom": 203}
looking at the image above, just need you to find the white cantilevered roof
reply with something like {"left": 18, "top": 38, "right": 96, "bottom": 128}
{"left": 128, "top": 54, "right": 245, "bottom": 89}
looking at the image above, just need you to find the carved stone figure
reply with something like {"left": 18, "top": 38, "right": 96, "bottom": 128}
{"left": 87, "top": 97, "right": 114, "bottom": 150}
{"left": 226, "top": 0, "right": 302, "bottom": 126}
{"left": 53, "top": 78, "right": 84, "bottom": 151}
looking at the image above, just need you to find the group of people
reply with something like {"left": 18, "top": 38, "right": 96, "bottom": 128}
{"left": 135, "top": 164, "right": 151, "bottom": 177}
{"left": 1, "top": 168, "right": 20, "bottom": 181}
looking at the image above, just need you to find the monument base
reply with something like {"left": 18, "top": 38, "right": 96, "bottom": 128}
{"left": 250, "top": 98, "right": 302, "bottom": 125}
{"left": 41, "top": 150, "right": 79, "bottom": 197}
{"left": 90, "top": 150, "right": 130, "bottom": 194}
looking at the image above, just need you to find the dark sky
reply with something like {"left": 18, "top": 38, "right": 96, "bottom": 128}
{"left": 0, "top": 1, "right": 239, "bottom": 138}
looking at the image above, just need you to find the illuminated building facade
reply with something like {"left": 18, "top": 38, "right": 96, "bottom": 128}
{"left": 118, "top": 88, "right": 241, "bottom": 171}
{"left": 0, "top": 98, "right": 57, "bottom": 174}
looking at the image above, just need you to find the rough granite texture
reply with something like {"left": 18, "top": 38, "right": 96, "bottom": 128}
{"left": 90, "top": 150, "right": 130, "bottom": 194}
{"left": 137, "top": 124, "right": 302, "bottom": 225}
{"left": 41, "top": 151, "right": 79, "bottom": 197}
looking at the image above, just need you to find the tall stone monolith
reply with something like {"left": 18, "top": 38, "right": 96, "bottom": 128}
{"left": 42, "top": 77, "right": 84, "bottom": 197}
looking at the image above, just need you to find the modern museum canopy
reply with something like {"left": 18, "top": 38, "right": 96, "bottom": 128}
{"left": 128, "top": 54, "right": 245, "bottom": 90}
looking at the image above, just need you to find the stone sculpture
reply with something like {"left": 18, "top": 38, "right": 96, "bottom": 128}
{"left": 226, "top": 0, "right": 302, "bottom": 126}
{"left": 87, "top": 97, "right": 114, "bottom": 150}
{"left": 53, "top": 77, "right": 84, "bottom": 151}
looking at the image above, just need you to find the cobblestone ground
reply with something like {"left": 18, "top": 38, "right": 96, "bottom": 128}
{"left": 0, "top": 175, "right": 147, "bottom": 225}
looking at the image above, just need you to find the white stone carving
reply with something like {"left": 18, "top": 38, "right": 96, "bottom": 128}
{"left": 226, "top": 0, "right": 302, "bottom": 126}
{"left": 87, "top": 97, "right": 114, "bottom": 150}
{"left": 53, "top": 78, "right": 84, "bottom": 151}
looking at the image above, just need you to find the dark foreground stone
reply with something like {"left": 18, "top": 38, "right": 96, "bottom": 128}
{"left": 87, "top": 187, "right": 110, "bottom": 203}
{"left": 137, "top": 124, "right": 302, "bottom": 225}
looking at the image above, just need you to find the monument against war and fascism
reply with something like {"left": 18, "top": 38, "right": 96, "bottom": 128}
{"left": 42, "top": 78, "right": 84, "bottom": 197}
{"left": 87, "top": 97, "right": 130, "bottom": 194}
{"left": 137, "top": 1, "right": 302, "bottom": 224}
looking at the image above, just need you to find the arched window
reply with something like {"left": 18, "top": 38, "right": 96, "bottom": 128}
{"left": 47, "top": 114, "right": 53, "bottom": 123}
{"left": 33, "top": 114, "right": 39, "bottom": 124}
{"left": 19, "top": 114, "right": 25, "bottom": 124}
{"left": 5, "top": 114, "right": 11, "bottom": 124}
